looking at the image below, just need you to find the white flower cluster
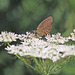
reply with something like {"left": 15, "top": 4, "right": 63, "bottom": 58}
{"left": 5, "top": 43, "right": 75, "bottom": 62}
{"left": 45, "top": 29, "right": 75, "bottom": 44}
{"left": 5, "top": 29, "right": 75, "bottom": 62}
{"left": 0, "top": 31, "right": 18, "bottom": 42}
{"left": 69, "top": 29, "right": 75, "bottom": 41}
{"left": 45, "top": 33, "right": 69, "bottom": 44}
{"left": 18, "top": 32, "right": 35, "bottom": 40}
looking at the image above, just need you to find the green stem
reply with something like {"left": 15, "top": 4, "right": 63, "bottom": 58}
{"left": 16, "top": 55, "right": 36, "bottom": 71}
{"left": 33, "top": 58, "right": 42, "bottom": 69}
{"left": 0, "top": 43, "right": 4, "bottom": 46}
{"left": 33, "top": 58, "right": 45, "bottom": 74}
{"left": 7, "top": 42, "right": 10, "bottom": 46}
{"left": 50, "top": 56, "right": 71, "bottom": 74}
{"left": 47, "top": 62, "right": 56, "bottom": 75}
{"left": 6, "top": 43, "right": 37, "bottom": 72}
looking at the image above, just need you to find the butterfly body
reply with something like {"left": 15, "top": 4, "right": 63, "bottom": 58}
{"left": 34, "top": 16, "right": 53, "bottom": 37}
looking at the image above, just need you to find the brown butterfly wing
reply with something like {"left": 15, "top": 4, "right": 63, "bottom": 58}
{"left": 35, "top": 16, "right": 53, "bottom": 36}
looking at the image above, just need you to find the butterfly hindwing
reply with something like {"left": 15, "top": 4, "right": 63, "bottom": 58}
{"left": 35, "top": 16, "right": 53, "bottom": 37}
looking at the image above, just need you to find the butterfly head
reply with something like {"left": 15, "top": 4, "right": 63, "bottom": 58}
{"left": 34, "top": 16, "right": 53, "bottom": 37}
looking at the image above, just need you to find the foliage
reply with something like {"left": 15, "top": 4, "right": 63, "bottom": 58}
{"left": 0, "top": 0, "right": 75, "bottom": 75}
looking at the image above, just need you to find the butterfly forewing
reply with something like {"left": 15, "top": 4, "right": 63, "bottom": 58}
{"left": 35, "top": 16, "right": 53, "bottom": 37}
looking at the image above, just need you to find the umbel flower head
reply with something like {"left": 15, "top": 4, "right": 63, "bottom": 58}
{"left": 0, "top": 31, "right": 18, "bottom": 42}
{"left": 5, "top": 29, "right": 75, "bottom": 62}
{"left": 69, "top": 29, "right": 75, "bottom": 41}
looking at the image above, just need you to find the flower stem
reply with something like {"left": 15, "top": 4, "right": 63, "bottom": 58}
{"left": 16, "top": 55, "right": 36, "bottom": 71}
{"left": 50, "top": 56, "right": 71, "bottom": 74}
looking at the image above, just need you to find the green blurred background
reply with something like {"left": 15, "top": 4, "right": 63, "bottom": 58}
{"left": 0, "top": 0, "right": 75, "bottom": 75}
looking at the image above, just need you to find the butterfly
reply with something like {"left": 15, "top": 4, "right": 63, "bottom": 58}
{"left": 34, "top": 16, "right": 53, "bottom": 37}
